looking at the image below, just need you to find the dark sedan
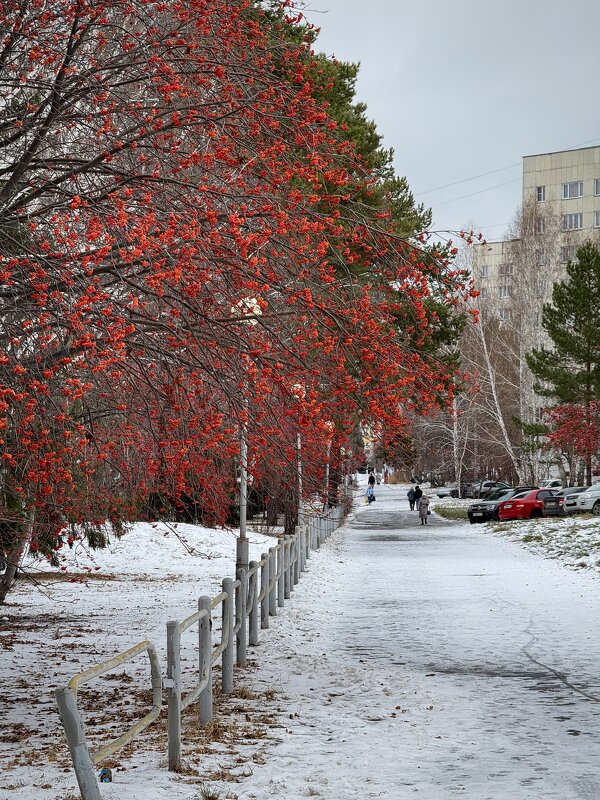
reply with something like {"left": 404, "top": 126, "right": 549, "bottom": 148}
{"left": 542, "top": 493, "right": 566, "bottom": 516}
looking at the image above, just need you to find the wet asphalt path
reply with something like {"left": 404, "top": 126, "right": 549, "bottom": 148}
{"left": 330, "top": 484, "right": 600, "bottom": 798}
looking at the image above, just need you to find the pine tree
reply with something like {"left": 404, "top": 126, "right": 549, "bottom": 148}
{"left": 525, "top": 241, "right": 600, "bottom": 483}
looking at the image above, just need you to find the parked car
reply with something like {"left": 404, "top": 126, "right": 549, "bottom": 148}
{"left": 551, "top": 486, "right": 588, "bottom": 514}
{"left": 475, "top": 481, "right": 512, "bottom": 499}
{"left": 474, "top": 480, "right": 512, "bottom": 499}
{"left": 435, "top": 484, "right": 460, "bottom": 498}
{"left": 542, "top": 493, "right": 566, "bottom": 517}
{"left": 498, "top": 489, "right": 558, "bottom": 521}
{"left": 468, "top": 487, "right": 536, "bottom": 523}
{"left": 540, "top": 479, "right": 563, "bottom": 490}
{"left": 576, "top": 485, "right": 600, "bottom": 514}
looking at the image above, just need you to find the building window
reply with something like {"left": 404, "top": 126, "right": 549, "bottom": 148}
{"left": 595, "top": 211, "right": 600, "bottom": 228}
{"left": 563, "top": 212, "right": 583, "bottom": 230}
{"left": 499, "top": 285, "right": 511, "bottom": 299}
{"left": 498, "top": 308, "right": 511, "bottom": 322}
{"left": 480, "top": 264, "right": 488, "bottom": 278}
{"left": 562, "top": 180, "right": 583, "bottom": 199}
{"left": 595, "top": 178, "right": 600, "bottom": 196}
{"left": 560, "top": 244, "right": 577, "bottom": 262}
{"left": 536, "top": 185, "right": 546, "bottom": 202}
{"left": 480, "top": 287, "right": 488, "bottom": 299}
{"left": 535, "top": 248, "right": 545, "bottom": 265}
{"left": 498, "top": 263, "right": 513, "bottom": 276}
{"left": 534, "top": 217, "right": 545, "bottom": 234}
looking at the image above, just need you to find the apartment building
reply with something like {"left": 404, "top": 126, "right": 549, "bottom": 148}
{"left": 523, "top": 145, "right": 600, "bottom": 234}
{"left": 474, "top": 144, "right": 600, "bottom": 323}
{"left": 472, "top": 144, "right": 600, "bottom": 420}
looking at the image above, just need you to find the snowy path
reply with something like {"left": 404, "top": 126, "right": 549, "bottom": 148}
{"left": 236, "top": 484, "right": 600, "bottom": 800}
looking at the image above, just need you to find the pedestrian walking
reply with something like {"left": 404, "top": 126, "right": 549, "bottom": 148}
{"left": 407, "top": 486, "right": 416, "bottom": 510}
{"left": 365, "top": 484, "right": 376, "bottom": 504}
{"left": 414, "top": 485, "right": 423, "bottom": 510}
{"left": 419, "top": 494, "right": 430, "bottom": 525}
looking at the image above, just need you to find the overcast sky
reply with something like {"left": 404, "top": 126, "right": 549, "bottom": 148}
{"left": 304, "top": 0, "right": 600, "bottom": 243}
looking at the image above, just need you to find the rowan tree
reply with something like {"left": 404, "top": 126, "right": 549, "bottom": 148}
{"left": 0, "top": 0, "right": 474, "bottom": 601}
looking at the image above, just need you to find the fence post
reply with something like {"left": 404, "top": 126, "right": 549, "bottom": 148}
{"left": 283, "top": 537, "right": 291, "bottom": 599}
{"left": 260, "top": 553, "right": 269, "bottom": 628}
{"left": 248, "top": 562, "right": 259, "bottom": 645}
{"left": 277, "top": 543, "right": 285, "bottom": 608}
{"left": 236, "top": 568, "right": 247, "bottom": 667}
{"left": 166, "top": 620, "right": 182, "bottom": 771}
{"left": 268, "top": 547, "right": 277, "bottom": 617}
{"left": 222, "top": 577, "right": 234, "bottom": 694}
{"left": 55, "top": 686, "right": 102, "bottom": 800}
{"left": 287, "top": 536, "right": 294, "bottom": 592}
{"left": 302, "top": 519, "right": 312, "bottom": 570}
{"left": 198, "top": 595, "right": 212, "bottom": 726}
{"left": 298, "top": 530, "right": 303, "bottom": 580}
{"left": 296, "top": 525, "right": 304, "bottom": 574}
{"left": 293, "top": 533, "right": 300, "bottom": 586}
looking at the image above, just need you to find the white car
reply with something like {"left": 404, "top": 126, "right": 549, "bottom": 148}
{"left": 540, "top": 479, "right": 563, "bottom": 489}
{"left": 577, "top": 485, "right": 600, "bottom": 514}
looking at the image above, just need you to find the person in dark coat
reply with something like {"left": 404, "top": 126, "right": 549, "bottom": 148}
{"left": 368, "top": 473, "right": 376, "bottom": 488}
{"left": 414, "top": 485, "right": 423, "bottom": 510}
{"left": 407, "top": 487, "right": 416, "bottom": 510}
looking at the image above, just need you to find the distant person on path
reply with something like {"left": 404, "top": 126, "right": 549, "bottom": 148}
{"left": 414, "top": 485, "right": 423, "bottom": 510}
{"left": 407, "top": 486, "right": 416, "bottom": 510}
{"left": 366, "top": 484, "right": 376, "bottom": 504}
{"left": 419, "top": 494, "right": 430, "bottom": 525}
{"left": 368, "top": 472, "right": 376, "bottom": 488}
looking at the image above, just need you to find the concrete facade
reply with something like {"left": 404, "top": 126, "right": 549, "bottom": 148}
{"left": 475, "top": 145, "right": 600, "bottom": 313}
{"left": 471, "top": 145, "right": 600, "bottom": 428}
{"left": 522, "top": 145, "right": 600, "bottom": 232}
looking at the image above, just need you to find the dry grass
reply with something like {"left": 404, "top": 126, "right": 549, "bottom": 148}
{"left": 432, "top": 505, "right": 468, "bottom": 520}
{"left": 16, "top": 570, "right": 117, "bottom": 583}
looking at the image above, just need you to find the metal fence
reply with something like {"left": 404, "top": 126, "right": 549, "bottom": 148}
{"left": 55, "top": 503, "right": 345, "bottom": 799}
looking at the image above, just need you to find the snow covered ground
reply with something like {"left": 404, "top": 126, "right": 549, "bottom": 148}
{"left": 430, "top": 494, "right": 600, "bottom": 574}
{"left": 2, "top": 483, "right": 600, "bottom": 799}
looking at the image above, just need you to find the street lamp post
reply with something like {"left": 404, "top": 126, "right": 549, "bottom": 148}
{"left": 237, "top": 412, "right": 249, "bottom": 572}
{"left": 296, "top": 431, "right": 304, "bottom": 526}
{"left": 323, "top": 421, "right": 335, "bottom": 510}
{"left": 231, "top": 297, "right": 262, "bottom": 574}
{"left": 290, "top": 383, "right": 306, "bottom": 528}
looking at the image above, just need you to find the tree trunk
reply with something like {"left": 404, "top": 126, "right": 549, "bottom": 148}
{"left": 0, "top": 511, "right": 35, "bottom": 605}
{"left": 476, "top": 317, "right": 524, "bottom": 482}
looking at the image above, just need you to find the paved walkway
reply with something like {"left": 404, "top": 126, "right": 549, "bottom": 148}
{"left": 238, "top": 483, "right": 600, "bottom": 799}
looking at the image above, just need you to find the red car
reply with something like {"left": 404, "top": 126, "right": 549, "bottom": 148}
{"left": 498, "top": 489, "right": 558, "bottom": 521}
